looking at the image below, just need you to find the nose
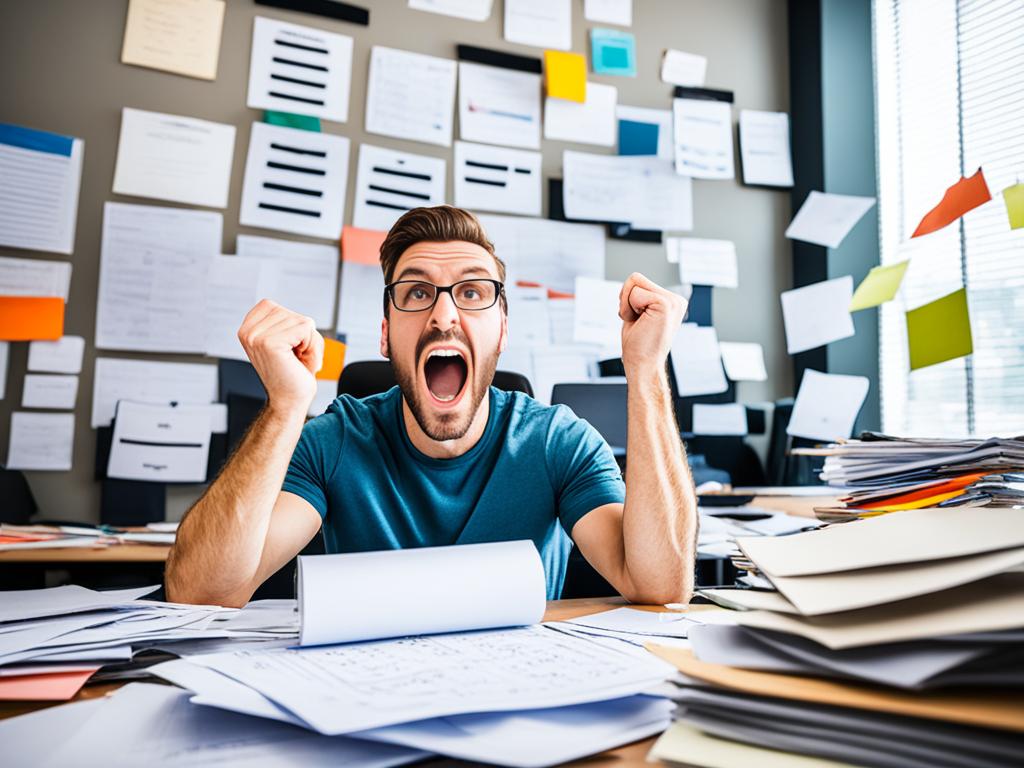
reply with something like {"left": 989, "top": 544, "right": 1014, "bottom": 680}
{"left": 427, "top": 289, "right": 460, "bottom": 332}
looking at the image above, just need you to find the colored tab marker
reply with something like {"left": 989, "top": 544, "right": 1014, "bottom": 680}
{"left": 905, "top": 287, "right": 973, "bottom": 371}
{"left": 911, "top": 168, "right": 991, "bottom": 238}
{"left": 1003, "top": 182, "right": 1024, "bottom": 230}
{"left": 341, "top": 225, "right": 387, "bottom": 265}
{"left": 263, "top": 110, "right": 321, "bottom": 132}
{"left": 0, "top": 296, "right": 64, "bottom": 341}
{"left": 544, "top": 50, "right": 586, "bottom": 103}
{"left": 849, "top": 260, "right": 909, "bottom": 312}
{"left": 316, "top": 338, "right": 346, "bottom": 381}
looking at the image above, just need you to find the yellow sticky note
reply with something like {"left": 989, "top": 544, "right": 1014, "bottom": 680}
{"left": 849, "top": 260, "right": 909, "bottom": 311}
{"left": 906, "top": 288, "right": 972, "bottom": 371}
{"left": 1003, "top": 182, "right": 1024, "bottom": 230}
{"left": 316, "top": 338, "right": 346, "bottom": 381}
{"left": 544, "top": 50, "right": 586, "bottom": 103}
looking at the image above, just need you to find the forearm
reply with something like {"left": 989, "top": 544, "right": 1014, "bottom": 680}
{"left": 165, "top": 404, "right": 306, "bottom": 606}
{"left": 621, "top": 368, "right": 698, "bottom": 604}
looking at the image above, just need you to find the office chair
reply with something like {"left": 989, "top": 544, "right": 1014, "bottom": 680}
{"left": 337, "top": 360, "right": 534, "bottom": 398}
{"left": 550, "top": 382, "right": 628, "bottom": 456}
{"left": 766, "top": 398, "right": 827, "bottom": 486}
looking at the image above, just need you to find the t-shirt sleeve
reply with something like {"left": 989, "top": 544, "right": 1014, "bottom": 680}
{"left": 281, "top": 411, "right": 343, "bottom": 520}
{"left": 545, "top": 405, "right": 626, "bottom": 538}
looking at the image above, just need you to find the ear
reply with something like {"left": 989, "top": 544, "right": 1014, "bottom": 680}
{"left": 379, "top": 316, "right": 389, "bottom": 359}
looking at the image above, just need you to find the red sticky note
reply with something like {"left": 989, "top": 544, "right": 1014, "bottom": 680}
{"left": 911, "top": 168, "right": 991, "bottom": 238}
{"left": 0, "top": 668, "right": 98, "bottom": 701}
{"left": 316, "top": 338, "right": 346, "bottom": 381}
{"left": 341, "top": 226, "right": 387, "bottom": 265}
{"left": 0, "top": 296, "right": 64, "bottom": 341}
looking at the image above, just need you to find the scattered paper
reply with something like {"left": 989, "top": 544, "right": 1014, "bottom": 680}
{"left": 0, "top": 123, "right": 83, "bottom": 255}
{"left": 670, "top": 324, "right": 728, "bottom": 397}
{"left": 572, "top": 277, "right": 622, "bottom": 349}
{"left": 1003, "top": 182, "right": 1024, "bottom": 230}
{"left": 203, "top": 255, "right": 279, "bottom": 361}
{"left": 912, "top": 168, "right": 991, "bottom": 238}
{"left": 27, "top": 336, "right": 85, "bottom": 374}
{"left": 112, "top": 107, "right": 235, "bottom": 208}
{"left": 545, "top": 82, "right": 617, "bottom": 146}
{"left": 239, "top": 121, "right": 350, "bottom": 240}
{"left": 780, "top": 276, "right": 855, "bottom": 354}
{"left": 454, "top": 141, "right": 541, "bottom": 216}
{"left": 906, "top": 287, "right": 973, "bottom": 371}
{"left": 661, "top": 50, "right": 707, "bottom": 87}
{"left": 785, "top": 191, "right": 876, "bottom": 249}
{"left": 0, "top": 298, "right": 63, "bottom": 341}
{"left": 718, "top": 341, "right": 767, "bottom": 382}
{"left": 247, "top": 16, "right": 353, "bottom": 123}
{"left": 121, "top": 0, "right": 225, "bottom": 80}
{"left": 336, "top": 262, "right": 386, "bottom": 363}
{"left": 590, "top": 29, "right": 636, "bottom": 77}
{"left": 848, "top": 260, "right": 908, "bottom": 311}
{"left": 458, "top": 60, "right": 542, "bottom": 149}
{"left": 91, "top": 358, "right": 218, "bottom": 428}
{"left": 0, "top": 668, "right": 97, "bottom": 701}
{"left": 6, "top": 412, "right": 75, "bottom": 471}
{"left": 353, "top": 144, "right": 446, "bottom": 232}
{"left": 584, "top": 0, "right": 631, "bottom": 26}
{"left": 341, "top": 226, "right": 387, "bottom": 265}
{"left": 787, "top": 369, "right": 869, "bottom": 442}
{"left": 544, "top": 50, "right": 586, "bottom": 103}
{"left": 409, "top": 0, "right": 493, "bottom": 21}
{"left": 22, "top": 375, "right": 78, "bottom": 410}
{"left": 673, "top": 98, "right": 734, "bottom": 180}
{"left": 236, "top": 235, "right": 339, "bottom": 328}
{"left": 0, "top": 255, "right": 72, "bottom": 300}
{"left": 107, "top": 402, "right": 213, "bottom": 483}
{"left": 505, "top": 286, "right": 551, "bottom": 347}
{"left": 365, "top": 46, "right": 457, "bottom": 147}
{"left": 96, "top": 202, "right": 221, "bottom": 353}
{"left": 615, "top": 105, "right": 673, "bottom": 160}
{"left": 692, "top": 403, "right": 748, "bottom": 436}
{"left": 670, "top": 238, "right": 738, "bottom": 288}
{"left": 504, "top": 0, "right": 571, "bottom": 50}
{"left": 739, "top": 110, "right": 793, "bottom": 187}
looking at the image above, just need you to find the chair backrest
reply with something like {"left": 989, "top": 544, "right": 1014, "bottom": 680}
{"left": 550, "top": 382, "right": 628, "bottom": 451}
{"left": 338, "top": 360, "right": 535, "bottom": 399}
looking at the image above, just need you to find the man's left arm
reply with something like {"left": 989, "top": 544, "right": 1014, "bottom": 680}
{"left": 571, "top": 273, "right": 697, "bottom": 605}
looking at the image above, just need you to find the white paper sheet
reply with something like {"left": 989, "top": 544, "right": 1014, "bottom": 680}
{"left": 353, "top": 144, "right": 446, "bottom": 232}
{"left": 113, "top": 108, "right": 235, "bottom": 208}
{"left": 786, "top": 191, "right": 876, "bottom": 249}
{"left": 572, "top": 277, "right": 622, "bottom": 350}
{"left": 365, "top": 46, "right": 456, "bottom": 147}
{"left": 530, "top": 346, "right": 598, "bottom": 405}
{"left": 21, "top": 374, "right": 78, "bottom": 410}
{"left": 91, "top": 358, "right": 218, "bottom": 428}
{"left": 0, "top": 699, "right": 104, "bottom": 766}
{"left": 6, "top": 412, "right": 74, "bottom": 471}
{"left": 584, "top": 0, "right": 631, "bottom": 26}
{"left": 409, "top": 0, "right": 493, "bottom": 21}
{"left": 673, "top": 98, "right": 734, "bottom": 180}
{"left": 27, "top": 335, "right": 85, "bottom": 374}
{"left": 121, "top": 0, "right": 225, "bottom": 80}
{"left": 660, "top": 50, "right": 707, "bottom": 87}
{"left": 454, "top": 141, "right": 541, "bottom": 216}
{"left": 718, "top": 341, "right": 768, "bottom": 382}
{"left": 336, "top": 261, "right": 386, "bottom": 353}
{"left": 308, "top": 379, "right": 338, "bottom": 417}
{"left": 670, "top": 323, "right": 728, "bottom": 397}
{"left": 787, "top": 369, "right": 869, "bottom": 442}
{"left": 0, "top": 124, "right": 83, "bottom": 255}
{"left": 458, "top": 61, "right": 542, "bottom": 149}
{"left": 107, "top": 401, "right": 213, "bottom": 483}
{"left": 0, "top": 342, "right": 7, "bottom": 400}
{"left": 780, "top": 276, "right": 855, "bottom": 354}
{"left": 239, "top": 122, "right": 350, "bottom": 240}
{"left": 692, "top": 403, "right": 748, "bottom": 436}
{"left": 615, "top": 105, "right": 673, "bottom": 160}
{"left": 203, "top": 255, "right": 278, "bottom": 361}
{"left": 739, "top": 110, "right": 793, "bottom": 187}
{"left": 544, "top": 82, "right": 618, "bottom": 147}
{"left": 235, "top": 235, "right": 339, "bottom": 328}
{"left": 247, "top": 16, "right": 353, "bottom": 123}
{"left": 0, "top": 255, "right": 72, "bottom": 300}
{"left": 504, "top": 0, "right": 571, "bottom": 50}
{"left": 95, "top": 202, "right": 222, "bottom": 353}
{"left": 0, "top": 585, "right": 157, "bottom": 623}
{"left": 670, "top": 238, "right": 738, "bottom": 288}
{"left": 506, "top": 286, "right": 552, "bottom": 347}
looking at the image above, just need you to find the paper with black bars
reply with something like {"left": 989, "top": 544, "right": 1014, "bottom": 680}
{"left": 454, "top": 140, "right": 541, "bottom": 216}
{"left": 353, "top": 143, "right": 446, "bottom": 232}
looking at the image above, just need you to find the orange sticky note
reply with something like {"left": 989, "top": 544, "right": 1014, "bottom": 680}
{"left": 316, "top": 338, "right": 346, "bottom": 381}
{"left": 911, "top": 168, "right": 991, "bottom": 238}
{"left": 341, "top": 226, "right": 387, "bottom": 265}
{"left": 0, "top": 668, "right": 98, "bottom": 701}
{"left": 0, "top": 296, "right": 64, "bottom": 341}
{"left": 545, "top": 50, "right": 587, "bottom": 103}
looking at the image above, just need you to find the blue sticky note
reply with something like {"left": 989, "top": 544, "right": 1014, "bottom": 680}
{"left": 686, "top": 285, "right": 713, "bottom": 327}
{"left": 618, "top": 120, "right": 659, "bottom": 156}
{"left": 591, "top": 28, "right": 637, "bottom": 77}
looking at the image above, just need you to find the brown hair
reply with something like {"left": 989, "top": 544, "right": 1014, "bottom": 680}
{"left": 379, "top": 206, "right": 507, "bottom": 314}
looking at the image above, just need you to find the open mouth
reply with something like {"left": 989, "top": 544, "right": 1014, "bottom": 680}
{"left": 423, "top": 348, "right": 469, "bottom": 405}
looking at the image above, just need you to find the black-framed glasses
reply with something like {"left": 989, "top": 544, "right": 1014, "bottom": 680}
{"left": 385, "top": 279, "right": 504, "bottom": 312}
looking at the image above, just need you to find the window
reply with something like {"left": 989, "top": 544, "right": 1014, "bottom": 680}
{"left": 873, "top": 0, "right": 1024, "bottom": 437}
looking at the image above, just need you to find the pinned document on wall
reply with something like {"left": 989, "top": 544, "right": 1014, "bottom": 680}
{"left": 590, "top": 29, "right": 636, "bottom": 77}
{"left": 1003, "top": 182, "right": 1024, "bottom": 230}
{"left": 236, "top": 235, "right": 339, "bottom": 328}
{"left": 661, "top": 50, "right": 707, "bottom": 88}
{"left": 91, "top": 358, "right": 218, "bottom": 429}
{"left": 247, "top": 16, "right": 353, "bottom": 123}
{"left": 670, "top": 324, "right": 728, "bottom": 397}
{"left": 912, "top": 168, "right": 991, "bottom": 238}
{"left": 786, "top": 191, "right": 876, "bottom": 249}
{"left": 849, "top": 260, "right": 909, "bottom": 311}
{"left": 616, "top": 105, "right": 672, "bottom": 160}
{"left": 28, "top": 336, "right": 85, "bottom": 374}
{"left": 457, "top": 47, "right": 542, "bottom": 149}
{"left": 545, "top": 82, "right": 617, "bottom": 146}
{"left": 506, "top": 285, "right": 551, "bottom": 347}
{"left": 572, "top": 277, "right": 623, "bottom": 353}
{"left": 121, "top": 0, "right": 225, "bottom": 80}
{"left": 787, "top": 369, "right": 869, "bottom": 442}
{"left": 0, "top": 256, "right": 72, "bottom": 300}
{"left": 718, "top": 341, "right": 767, "bottom": 382}
{"left": 0, "top": 298, "right": 65, "bottom": 342}
{"left": 107, "top": 402, "right": 213, "bottom": 483}
{"left": 0, "top": 123, "right": 83, "bottom": 255}
{"left": 504, "top": 0, "right": 571, "bottom": 51}
{"left": 203, "top": 255, "right": 279, "bottom": 361}
{"left": 780, "top": 276, "right": 855, "bottom": 354}
{"left": 335, "top": 262, "right": 386, "bottom": 365}
{"left": 365, "top": 46, "right": 457, "bottom": 147}
{"left": 692, "top": 403, "right": 748, "bottom": 436}
{"left": 906, "top": 287, "right": 973, "bottom": 371}
{"left": 672, "top": 93, "right": 734, "bottom": 180}
{"left": 454, "top": 141, "right": 541, "bottom": 216}
{"left": 6, "top": 412, "right": 74, "bottom": 471}
{"left": 353, "top": 144, "right": 446, "bottom": 232}
{"left": 584, "top": 0, "right": 631, "bottom": 27}
{"left": 409, "top": 0, "right": 493, "bottom": 22}
{"left": 113, "top": 107, "right": 236, "bottom": 209}
{"left": 22, "top": 374, "right": 79, "bottom": 410}
{"left": 544, "top": 50, "right": 586, "bottom": 103}
{"left": 738, "top": 110, "right": 793, "bottom": 188}
{"left": 341, "top": 225, "right": 387, "bottom": 265}
{"left": 239, "top": 122, "right": 350, "bottom": 240}
{"left": 669, "top": 238, "right": 739, "bottom": 289}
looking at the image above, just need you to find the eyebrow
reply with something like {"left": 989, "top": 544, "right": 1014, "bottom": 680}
{"left": 394, "top": 265, "right": 495, "bottom": 282}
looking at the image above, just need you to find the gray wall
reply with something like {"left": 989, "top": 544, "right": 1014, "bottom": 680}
{"left": 0, "top": 0, "right": 791, "bottom": 523}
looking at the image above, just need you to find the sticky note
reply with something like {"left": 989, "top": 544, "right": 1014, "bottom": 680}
{"left": 1003, "top": 182, "right": 1024, "bottom": 230}
{"left": 0, "top": 297, "right": 64, "bottom": 341}
{"left": 590, "top": 28, "right": 636, "bottom": 77}
{"left": 544, "top": 50, "right": 586, "bottom": 103}
{"left": 906, "top": 288, "right": 973, "bottom": 371}
{"left": 264, "top": 110, "right": 321, "bottom": 132}
{"left": 316, "top": 338, "right": 346, "bottom": 381}
{"left": 849, "top": 260, "right": 909, "bottom": 311}
{"left": 618, "top": 119, "right": 658, "bottom": 155}
{"left": 911, "top": 168, "right": 991, "bottom": 238}
{"left": 341, "top": 225, "right": 387, "bottom": 265}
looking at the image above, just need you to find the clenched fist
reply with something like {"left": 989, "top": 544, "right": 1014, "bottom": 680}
{"left": 238, "top": 299, "right": 324, "bottom": 417}
{"left": 618, "top": 273, "right": 688, "bottom": 378}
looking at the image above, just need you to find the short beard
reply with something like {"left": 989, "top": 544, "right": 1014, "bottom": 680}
{"left": 389, "top": 330, "right": 500, "bottom": 442}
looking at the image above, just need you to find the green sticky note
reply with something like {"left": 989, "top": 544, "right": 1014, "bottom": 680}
{"left": 849, "top": 260, "right": 909, "bottom": 311}
{"left": 1003, "top": 182, "right": 1024, "bottom": 230}
{"left": 906, "top": 287, "right": 973, "bottom": 371}
{"left": 263, "top": 110, "right": 321, "bottom": 132}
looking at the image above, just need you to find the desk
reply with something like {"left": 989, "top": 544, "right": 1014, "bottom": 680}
{"left": 0, "top": 544, "right": 170, "bottom": 564}
{"left": 0, "top": 597, "right": 663, "bottom": 766}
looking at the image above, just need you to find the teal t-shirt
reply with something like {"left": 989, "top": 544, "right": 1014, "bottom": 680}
{"left": 282, "top": 386, "right": 625, "bottom": 599}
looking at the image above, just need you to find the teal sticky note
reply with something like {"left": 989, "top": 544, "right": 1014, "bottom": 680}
{"left": 591, "top": 28, "right": 637, "bottom": 77}
{"left": 618, "top": 120, "right": 658, "bottom": 155}
{"left": 263, "top": 110, "right": 321, "bottom": 132}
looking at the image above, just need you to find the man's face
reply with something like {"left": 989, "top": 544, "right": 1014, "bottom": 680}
{"left": 381, "top": 240, "right": 508, "bottom": 442}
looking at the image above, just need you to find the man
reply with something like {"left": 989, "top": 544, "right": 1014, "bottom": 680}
{"left": 166, "top": 206, "right": 697, "bottom": 607}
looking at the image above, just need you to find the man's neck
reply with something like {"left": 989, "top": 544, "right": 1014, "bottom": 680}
{"left": 401, "top": 392, "right": 490, "bottom": 459}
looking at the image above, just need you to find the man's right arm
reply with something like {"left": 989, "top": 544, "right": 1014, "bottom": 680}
{"left": 165, "top": 300, "right": 326, "bottom": 607}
